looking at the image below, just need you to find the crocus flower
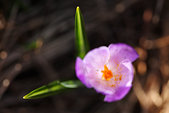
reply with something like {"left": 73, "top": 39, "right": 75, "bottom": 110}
{"left": 75, "top": 43, "right": 138, "bottom": 102}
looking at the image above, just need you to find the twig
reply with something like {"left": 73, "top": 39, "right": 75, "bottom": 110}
{"left": 1, "top": 4, "right": 18, "bottom": 49}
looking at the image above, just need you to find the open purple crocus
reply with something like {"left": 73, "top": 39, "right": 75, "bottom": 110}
{"left": 75, "top": 43, "right": 138, "bottom": 102}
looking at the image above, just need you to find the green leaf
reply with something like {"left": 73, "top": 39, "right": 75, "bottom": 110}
{"left": 23, "top": 80, "right": 83, "bottom": 99}
{"left": 24, "top": 41, "right": 37, "bottom": 51}
{"left": 75, "top": 6, "right": 89, "bottom": 59}
{"left": 24, "top": 39, "right": 43, "bottom": 51}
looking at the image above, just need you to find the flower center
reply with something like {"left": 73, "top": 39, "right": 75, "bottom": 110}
{"left": 101, "top": 65, "right": 113, "bottom": 81}
{"left": 101, "top": 65, "right": 123, "bottom": 87}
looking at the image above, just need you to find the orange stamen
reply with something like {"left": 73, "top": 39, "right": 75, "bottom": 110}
{"left": 111, "top": 84, "right": 115, "bottom": 87}
{"left": 119, "top": 75, "right": 122, "bottom": 81}
{"left": 101, "top": 65, "right": 113, "bottom": 81}
{"left": 101, "top": 64, "right": 123, "bottom": 87}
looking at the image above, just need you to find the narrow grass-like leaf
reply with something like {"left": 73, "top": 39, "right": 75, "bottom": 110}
{"left": 23, "top": 80, "right": 83, "bottom": 99}
{"left": 75, "top": 6, "right": 89, "bottom": 58}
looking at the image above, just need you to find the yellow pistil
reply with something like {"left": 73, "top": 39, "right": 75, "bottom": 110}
{"left": 101, "top": 65, "right": 113, "bottom": 81}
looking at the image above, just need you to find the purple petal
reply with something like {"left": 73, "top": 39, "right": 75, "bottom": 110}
{"left": 90, "top": 79, "right": 115, "bottom": 95}
{"left": 118, "top": 60, "right": 134, "bottom": 87}
{"left": 75, "top": 57, "right": 92, "bottom": 88}
{"left": 108, "top": 43, "right": 139, "bottom": 63}
{"left": 104, "top": 86, "right": 131, "bottom": 102}
{"left": 82, "top": 46, "right": 110, "bottom": 91}
{"left": 83, "top": 46, "right": 110, "bottom": 70}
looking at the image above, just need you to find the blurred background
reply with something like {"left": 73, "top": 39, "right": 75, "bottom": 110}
{"left": 0, "top": 0, "right": 169, "bottom": 113}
